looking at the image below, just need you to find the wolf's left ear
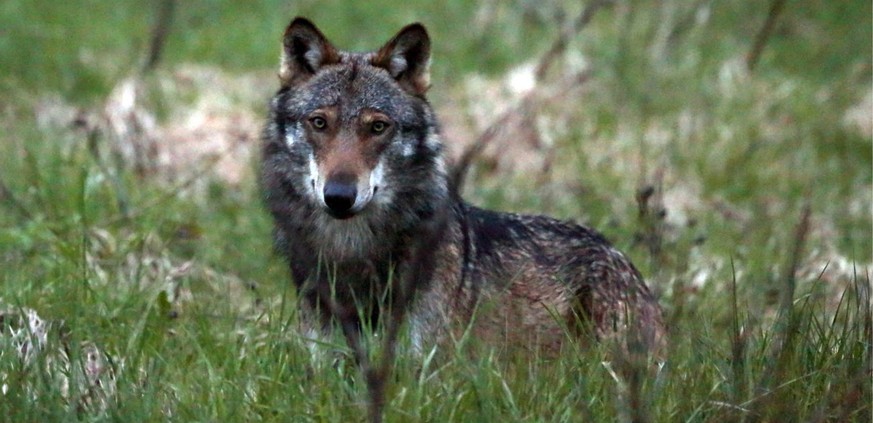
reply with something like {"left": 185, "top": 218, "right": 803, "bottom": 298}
{"left": 280, "top": 17, "right": 340, "bottom": 87}
{"left": 372, "top": 24, "right": 431, "bottom": 95}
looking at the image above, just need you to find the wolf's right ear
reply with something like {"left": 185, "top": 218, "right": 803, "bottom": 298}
{"left": 372, "top": 23, "right": 431, "bottom": 96}
{"left": 279, "top": 17, "right": 340, "bottom": 87}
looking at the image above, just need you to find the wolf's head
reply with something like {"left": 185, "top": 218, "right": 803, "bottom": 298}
{"left": 263, "top": 18, "right": 448, "bottom": 259}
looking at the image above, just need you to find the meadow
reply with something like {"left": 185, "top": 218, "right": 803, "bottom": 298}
{"left": 0, "top": 1, "right": 870, "bottom": 421}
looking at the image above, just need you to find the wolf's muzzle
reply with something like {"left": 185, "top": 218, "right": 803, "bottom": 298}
{"left": 323, "top": 180, "right": 357, "bottom": 219}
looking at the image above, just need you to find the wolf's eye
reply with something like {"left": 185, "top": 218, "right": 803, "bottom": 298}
{"left": 371, "top": 121, "right": 389, "bottom": 134}
{"left": 310, "top": 117, "right": 327, "bottom": 130}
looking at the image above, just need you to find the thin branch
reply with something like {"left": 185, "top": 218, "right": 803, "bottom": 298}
{"left": 141, "top": 0, "right": 176, "bottom": 75}
{"left": 449, "top": 1, "right": 609, "bottom": 194}
{"left": 450, "top": 70, "right": 592, "bottom": 194}
{"left": 747, "top": 201, "right": 812, "bottom": 421}
{"left": 729, "top": 257, "right": 748, "bottom": 407}
{"left": 535, "top": 0, "right": 612, "bottom": 80}
{"left": 0, "top": 174, "right": 34, "bottom": 221}
{"left": 449, "top": 95, "right": 534, "bottom": 194}
{"left": 746, "top": 0, "right": 788, "bottom": 72}
{"left": 780, "top": 201, "right": 811, "bottom": 318}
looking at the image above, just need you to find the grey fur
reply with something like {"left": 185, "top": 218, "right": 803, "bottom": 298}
{"left": 261, "top": 18, "right": 664, "bottom": 356}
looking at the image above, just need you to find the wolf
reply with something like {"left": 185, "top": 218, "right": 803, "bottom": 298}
{"left": 261, "top": 17, "right": 664, "bottom": 357}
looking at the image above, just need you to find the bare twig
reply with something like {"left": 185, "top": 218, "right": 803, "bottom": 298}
{"left": 746, "top": 0, "right": 787, "bottom": 71}
{"left": 663, "top": 0, "right": 711, "bottom": 54}
{"left": 535, "top": 0, "right": 612, "bottom": 80}
{"left": 449, "top": 95, "right": 534, "bottom": 194}
{"left": 0, "top": 174, "right": 34, "bottom": 221}
{"left": 141, "top": 0, "right": 176, "bottom": 75}
{"left": 450, "top": 69, "right": 592, "bottom": 194}
{"left": 449, "top": 0, "right": 609, "bottom": 193}
{"left": 729, "top": 257, "right": 748, "bottom": 408}
{"left": 766, "top": 202, "right": 812, "bottom": 370}
{"left": 779, "top": 202, "right": 811, "bottom": 318}
{"left": 747, "top": 201, "right": 812, "bottom": 422}
{"left": 76, "top": 0, "right": 176, "bottom": 222}
{"left": 634, "top": 172, "right": 667, "bottom": 265}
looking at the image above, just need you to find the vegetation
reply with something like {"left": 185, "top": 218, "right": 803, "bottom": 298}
{"left": 0, "top": 1, "right": 869, "bottom": 421}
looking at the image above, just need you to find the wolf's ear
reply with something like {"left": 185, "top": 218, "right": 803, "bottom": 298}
{"left": 279, "top": 17, "right": 340, "bottom": 87}
{"left": 372, "top": 23, "right": 431, "bottom": 95}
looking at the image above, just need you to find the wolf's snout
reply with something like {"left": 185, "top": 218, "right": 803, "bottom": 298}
{"left": 323, "top": 180, "right": 357, "bottom": 219}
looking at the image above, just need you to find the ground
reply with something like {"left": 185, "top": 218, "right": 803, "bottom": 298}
{"left": 0, "top": 1, "right": 870, "bottom": 421}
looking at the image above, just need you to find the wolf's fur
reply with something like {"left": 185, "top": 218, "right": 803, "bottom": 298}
{"left": 261, "top": 18, "right": 664, "bottom": 356}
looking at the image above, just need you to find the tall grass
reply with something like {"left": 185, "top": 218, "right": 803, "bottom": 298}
{"left": 1, "top": 0, "right": 870, "bottom": 421}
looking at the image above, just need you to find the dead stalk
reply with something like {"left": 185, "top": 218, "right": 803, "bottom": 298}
{"left": 450, "top": 1, "right": 610, "bottom": 193}
{"left": 746, "top": 0, "right": 787, "bottom": 71}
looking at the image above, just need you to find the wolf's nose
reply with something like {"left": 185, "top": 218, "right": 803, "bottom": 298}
{"left": 323, "top": 181, "right": 357, "bottom": 218}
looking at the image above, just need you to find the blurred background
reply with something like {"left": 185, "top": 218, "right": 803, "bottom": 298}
{"left": 0, "top": 0, "right": 870, "bottom": 420}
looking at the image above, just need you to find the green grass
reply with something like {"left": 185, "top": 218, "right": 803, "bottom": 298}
{"left": 1, "top": 1, "right": 870, "bottom": 421}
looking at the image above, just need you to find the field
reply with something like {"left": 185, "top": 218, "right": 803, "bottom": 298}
{"left": 0, "top": 1, "right": 870, "bottom": 421}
